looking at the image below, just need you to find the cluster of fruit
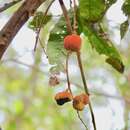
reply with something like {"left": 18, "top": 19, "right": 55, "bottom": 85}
{"left": 54, "top": 34, "right": 90, "bottom": 111}
{"left": 55, "top": 91, "right": 89, "bottom": 111}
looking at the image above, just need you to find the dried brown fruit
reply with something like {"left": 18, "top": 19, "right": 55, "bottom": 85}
{"left": 72, "top": 93, "right": 89, "bottom": 111}
{"left": 73, "top": 98, "right": 85, "bottom": 111}
{"left": 55, "top": 91, "right": 73, "bottom": 105}
{"left": 80, "top": 93, "right": 89, "bottom": 105}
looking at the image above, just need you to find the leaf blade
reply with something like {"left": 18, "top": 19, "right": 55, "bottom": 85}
{"left": 120, "top": 20, "right": 129, "bottom": 39}
{"left": 83, "top": 24, "right": 124, "bottom": 73}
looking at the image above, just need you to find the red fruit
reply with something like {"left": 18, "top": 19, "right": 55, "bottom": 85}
{"left": 64, "top": 34, "right": 82, "bottom": 51}
{"left": 55, "top": 91, "right": 73, "bottom": 105}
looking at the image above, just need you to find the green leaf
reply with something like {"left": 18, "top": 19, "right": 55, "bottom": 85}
{"left": 122, "top": 0, "right": 130, "bottom": 16}
{"left": 28, "top": 12, "right": 52, "bottom": 30}
{"left": 120, "top": 20, "right": 129, "bottom": 39}
{"left": 106, "top": 57, "right": 124, "bottom": 73}
{"left": 105, "top": 0, "right": 117, "bottom": 7}
{"left": 79, "top": 0, "right": 106, "bottom": 22}
{"left": 47, "top": 17, "right": 68, "bottom": 73}
{"left": 83, "top": 24, "right": 124, "bottom": 73}
{"left": 78, "top": 0, "right": 124, "bottom": 73}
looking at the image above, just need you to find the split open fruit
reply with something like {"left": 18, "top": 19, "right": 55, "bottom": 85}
{"left": 55, "top": 91, "right": 73, "bottom": 105}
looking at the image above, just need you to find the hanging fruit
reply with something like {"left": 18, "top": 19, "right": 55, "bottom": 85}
{"left": 64, "top": 34, "right": 82, "bottom": 52}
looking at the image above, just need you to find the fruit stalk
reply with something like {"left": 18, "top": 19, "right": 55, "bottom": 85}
{"left": 58, "top": 0, "right": 73, "bottom": 34}
{"left": 77, "top": 111, "right": 89, "bottom": 130}
{"left": 76, "top": 51, "right": 96, "bottom": 130}
{"left": 66, "top": 52, "right": 73, "bottom": 96}
{"left": 73, "top": 0, "right": 78, "bottom": 34}
{"left": 59, "top": 0, "right": 96, "bottom": 129}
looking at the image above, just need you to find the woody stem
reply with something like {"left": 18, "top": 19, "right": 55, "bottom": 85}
{"left": 76, "top": 51, "right": 96, "bottom": 130}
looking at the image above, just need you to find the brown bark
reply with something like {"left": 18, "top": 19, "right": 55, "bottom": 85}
{"left": 0, "top": 0, "right": 46, "bottom": 59}
{"left": 0, "top": 0, "right": 22, "bottom": 13}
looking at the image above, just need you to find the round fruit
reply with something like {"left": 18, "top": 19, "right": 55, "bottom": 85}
{"left": 72, "top": 93, "right": 89, "bottom": 111}
{"left": 73, "top": 98, "right": 85, "bottom": 111}
{"left": 80, "top": 93, "right": 89, "bottom": 105}
{"left": 64, "top": 34, "right": 82, "bottom": 51}
{"left": 55, "top": 91, "right": 73, "bottom": 105}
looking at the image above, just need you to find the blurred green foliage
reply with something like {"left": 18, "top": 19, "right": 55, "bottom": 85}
{"left": 0, "top": 0, "right": 130, "bottom": 130}
{"left": 0, "top": 64, "right": 78, "bottom": 130}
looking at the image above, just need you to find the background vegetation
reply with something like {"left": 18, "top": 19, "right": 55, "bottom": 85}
{"left": 0, "top": 0, "right": 130, "bottom": 130}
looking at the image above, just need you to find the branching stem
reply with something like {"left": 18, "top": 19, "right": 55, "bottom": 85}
{"left": 34, "top": 0, "right": 55, "bottom": 51}
{"left": 0, "top": 0, "right": 22, "bottom": 13}
{"left": 59, "top": 0, "right": 96, "bottom": 129}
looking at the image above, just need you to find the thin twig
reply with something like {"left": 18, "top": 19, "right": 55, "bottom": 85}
{"left": 0, "top": 0, "right": 22, "bottom": 13}
{"left": 0, "top": 58, "right": 42, "bottom": 73}
{"left": 38, "top": 37, "right": 48, "bottom": 58}
{"left": 58, "top": 0, "right": 73, "bottom": 34}
{"left": 76, "top": 51, "right": 97, "bottom": 130}
{"left": 66, "top": 52, "right": 73, "bottom": 96}
{"left": 58, "top": 0, "right": 73, "bottom": 96}
{"left": 1, "top": 58, "right": 130, "bottom": 104}
{"left": 73, "top": 0, "right": 78, "bottom": 34}
{"left": 76, "top": 52, "right": 89, "bottom": 94}
{"left": 77, "top": 111, "right": 89, "bottom": 130}
{"left": 34, "top": 31, "right": 39, "bottom": 51}
{"left": 71, "top": 81, "right": 123, "bottom": 100}
{"left": 34, "top": 0, "right": 55, "bottom": 51}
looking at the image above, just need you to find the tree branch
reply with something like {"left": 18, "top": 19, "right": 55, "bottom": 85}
{"left": 0, "top": 0, "right": 47, "bottom": 59}
{"left": 0, "top": 0, "right": 23, "bottom": 13}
